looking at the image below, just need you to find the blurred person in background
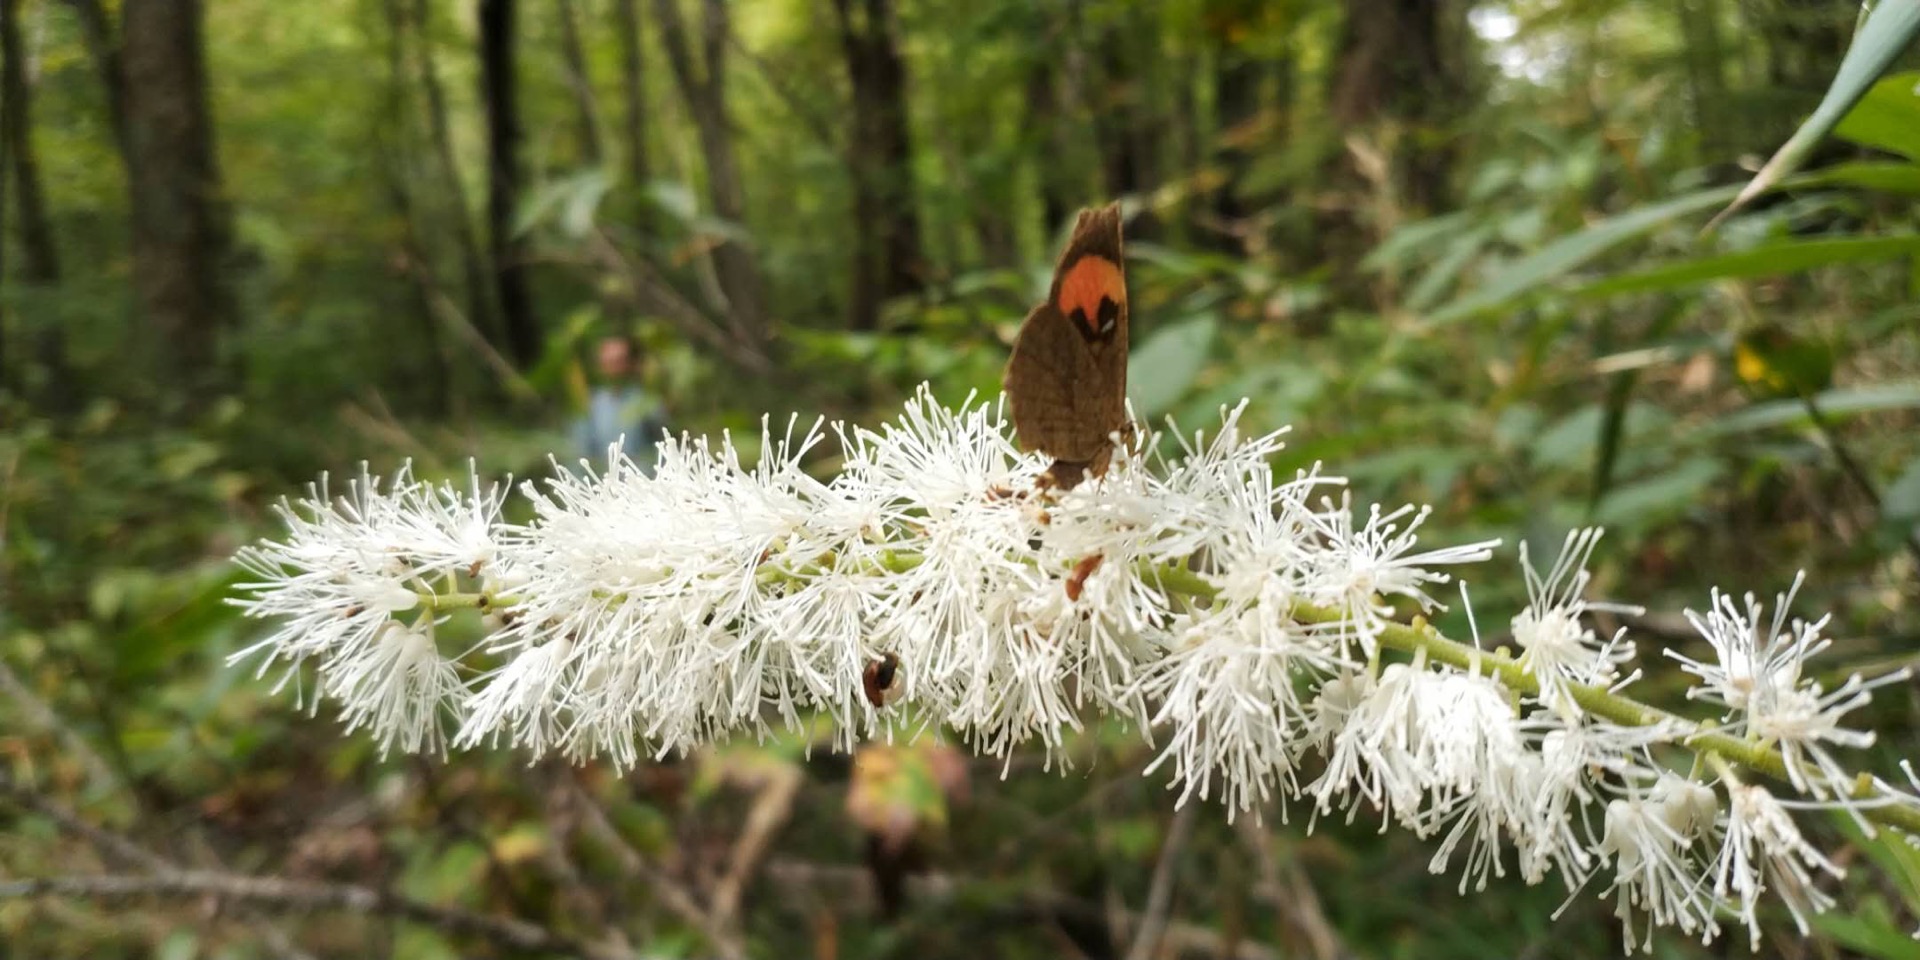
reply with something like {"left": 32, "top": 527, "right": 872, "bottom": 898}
{"left": 573, "top": 334, "right": 667, "bottom": 474}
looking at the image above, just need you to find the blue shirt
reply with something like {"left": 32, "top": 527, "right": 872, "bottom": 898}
{"left": 574, "top": 385, "right": 665, "bottom": 472}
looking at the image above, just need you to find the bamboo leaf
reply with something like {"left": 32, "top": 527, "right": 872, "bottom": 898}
{"left": 1698, "top": 382, "right": 1920, "bottom": 437}
{"left": 1835, "top": 71, "right": 1920, "bottom": 160}
{"left": 1567, "top": 235, "right": 1920, "bottom": 299}
{"left": 1709, "top": 1, "right": 1920, "bottom": 228}
{"left": 1426, "top": 185, "right": 1741, "bottom": 324}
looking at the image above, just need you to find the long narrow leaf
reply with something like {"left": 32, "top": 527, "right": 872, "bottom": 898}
{"left": 1699, "top": 382, "right": 1920, "bottom": 437}
{"left": 1804, "top": 160, "right": 1920, "bottom": 196}
{"left": 1709, "top": 0, "right": 1920, "bottom": 228}
{"left": 1567, "top": 235, "right": 1920, "bottom": 299}
{"left": 1425, "top": 185, "right": 1741, "bottom": 324}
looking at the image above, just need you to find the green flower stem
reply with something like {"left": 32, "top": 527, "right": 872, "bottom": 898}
{"left": 414, "top": 554, "right": 1920, "bottom": 837}
{"left": 421, "top": 592, "right": 490, "bottom": 612}
{"left": 1136, "top": 560, "right": 1920, "bottom": 836}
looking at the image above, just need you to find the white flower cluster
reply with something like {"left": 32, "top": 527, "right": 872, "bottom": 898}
{"left": 230, "top": 386, "right": 1916, "bottom": 951}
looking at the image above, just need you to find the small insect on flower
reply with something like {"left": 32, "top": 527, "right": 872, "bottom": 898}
{"left": 1065, "top": 554, "right": 1106, "bottom": 602}
{"left": 863, "top": 653, "right": 905, "bottom": 709}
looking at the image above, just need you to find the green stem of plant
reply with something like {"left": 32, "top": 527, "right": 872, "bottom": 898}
{"left": 1136, "top": 559, "right": 1920, "bottom": 836}
{"left": 411, "top": 553, "right": 1920, "bottom": 838}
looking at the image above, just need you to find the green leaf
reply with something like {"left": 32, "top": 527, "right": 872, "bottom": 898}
{"left": 1835, "top": 72, "right": 1920, "bottom": 160}
{"left": 1361, "top": 212, "right": 1474, "bottom": 272}
{"left": 1810, "top": 912, "right": 1920, "bottom": 960}
{"left": 1594, "top": 458, "right": 1724, "bottom": 527}
{"left": 1426, "top": 185, "right": 1742, "bottom": 323}
{"left": 1406, "top": 226, "right": 1494, "bottom": 312}
{"left": 1128, "top": 313, "right": 1219, "bottom": 419}
{"left": 1712, "top": 1, "right": 1920, "bottom": 226}
{"left": 158, "top": 931, "right": 200, "bottom": 960}
{"left": 1700, "top": 382, "right": 1920, "bottom": 436}
{"left": 1532, "top": 405, "right": 1605, "bottom": 470}
{"left": 1569, "top": 235, "right": 1920, "bottom": 299}
{"left": 1885, "top": 454, "right": 1920, "bottom": 522}
{"left": 1805, "top": 160, "right": 1920, "bottom": 196}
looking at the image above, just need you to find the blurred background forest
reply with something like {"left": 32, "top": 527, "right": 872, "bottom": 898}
{"left": 5, "top": 0, "right": 1920, "bottom": 956}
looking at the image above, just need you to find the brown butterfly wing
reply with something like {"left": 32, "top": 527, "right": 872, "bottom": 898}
{"left": 1005, "top": 203, "right": 1130, "bottom": 489}
{"left": 1006, "top": 302, "right": 1117, "bottom": 460}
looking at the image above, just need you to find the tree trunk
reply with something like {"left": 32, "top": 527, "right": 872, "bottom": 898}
{"left": 408, "top": 0, "right": 499, "bottom": 352}
{"left": 3, "top": 0, "right": 59, "bottom": 286}
{"left": 833, "top": 0, "right": 924, "bottom": 331}
{"left": 1329, "top": 0, "right": 1465, "bottom": 213}
{"left": 0, "top": 116, "right": 7, "bottom": 391}
{"left": 0, "top": 5, "right": 7, "bottom": 388}
{"left": 478, "top": 0, "right": 539, "bottom": 368}
{"left": 1749, "top": 0, "right": 1853, "bottom": 153}
{"left": 652, "top": 0, "right": 767, "bottom": 345}
{"left": 1089, "top": 16, "right": 1146, "bottom": 201}
{"left": 1024, "top": 8, "right": 1080, "bottom": 239}
{"left": 3, "top": 0, "right": 70, "bottom": 409}
{"left": 613, "top": 0, "right": 651, "bottom": 211}
{"left": 1678, "top": 0, "right": 1731, "bottom": 158}
{"left": 378, "top": 0, "right": 454, "bottom": 416}
{"left": 61, "top": 0, "right": 127, "bottom": 161}
{"left": 122, "top": 0, "right": 233, "bottom": 404}
{"left": 1205, "top": 0, "right": 1276, "bottom": 253}
{"left": 557, "top": 0, "right": 605, "bottom": 166}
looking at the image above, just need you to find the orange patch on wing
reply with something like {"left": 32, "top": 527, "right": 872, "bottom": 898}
{"left": 1057, "top": 256, "right": 1125, "bottom": 335}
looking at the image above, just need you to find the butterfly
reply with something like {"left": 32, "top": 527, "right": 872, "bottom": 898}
{"left": 1004, "top": 203, "right": 1130, "bottom": 491}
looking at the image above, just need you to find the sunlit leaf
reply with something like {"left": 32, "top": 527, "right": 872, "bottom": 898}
{"left": 1834, "top": 71, "right": 1920, "bottom": 160}
{"left": 1734, "top": 325, "right": 1835, "bottom": 398}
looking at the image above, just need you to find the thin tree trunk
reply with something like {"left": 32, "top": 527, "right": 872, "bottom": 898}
{"left": 1329, "top": 0, "right": 1463, "bottom": 213}
{"left": 833, "top": 0, "right": 924, "bottom": 331}
{"left": 6, "top": 4, "right": 63, "bottom": 288}
{"left": 652, "top": 0, "right": 767, "bottom": 345}
{"left": 1095, "top": 8, "right": 1165, "bottom": 238}
{"left": 122, "top": 0, "right": 233, "bottom": 404}
{"left": 61, "top": 0, "right": 126, "bottom": 161}
{"left": 1206, "top": 11, "right": 1272, "bottom": 252}
{"left": 1024, "top": 15, "right": 1075, "bottom": 238}
{"left": 0, "top": 17, "right": 8, "bottom": 388}
{"left": 479, "top": 0, "right": 539, "bottom": 368}
{"left": 1747, "top": 0, "right": 1853, "bottom": 153}
{"left": 1678, "top": 0, "right": 1731, "bottom": 158}
{"left": 613, "top": 0, "right": 651, "bottom": 210}
{"left": 408, "top": 0, "right": 499, "bottom": 351}
{"left": 557, "top": 0, "right": 605, "bottom": 166}
{"left": 1090, "top": 17, "right": 1144, "bottom": 200}
{"left": 379, "top": 0, "right": 453, "bottom": 416}
{"left": 2, "top": 0, "right": 71, "bottom": 410}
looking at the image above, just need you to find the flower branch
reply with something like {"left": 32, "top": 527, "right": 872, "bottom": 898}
{"left": 228, "top": 386, "right": 1920, "bottom": 951}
